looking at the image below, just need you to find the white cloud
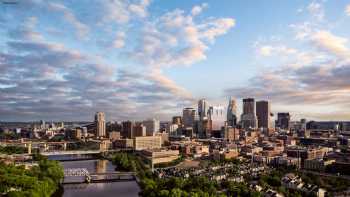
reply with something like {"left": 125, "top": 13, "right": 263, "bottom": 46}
{"left": 48, "top": 2, "right": 89, "bottom": 38}
{"left": 257, "top": 45, "right": 297, "bottom": 57}
{"left": 259, "top": 46, "right": 273, "bottom": 56}
{"left": 101, "top": 0, "right": 151, "bottom": 24}
{"left": 346, "top": 4, "right": 350, "bottom": 16}
{"left": 191, "top": 3, "right": 208, "bottom": 16}
{"left": 113, "top": 31, "right": 126, "bottom": 48}
{"left": 307, "top": 2, "right": 324, "bottom": 21}
{"left": 199, "top": 18, "right": 236, "bottom": 42}
{"left": 128, "top": 0, "right": 151, "bottom": 18}
{"left": 311, "top": 30, "right": 350, "bottom": 59}
{"left": 130, "top": 7, "right": 235, "bottom": 68}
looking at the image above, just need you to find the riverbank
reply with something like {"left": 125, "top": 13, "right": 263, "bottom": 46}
{"left": 52, "top": 158, "right": 140, "bottom": 197}
{"left": 0, "top": 154, "right": 64, "bottom": 197}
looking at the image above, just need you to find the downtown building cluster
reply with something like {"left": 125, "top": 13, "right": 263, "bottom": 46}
{"left": 2, "top": 98, "right": 350, "bottom": 196}
{"left": 169, "top": 98, "right": 276, "bottom": 139}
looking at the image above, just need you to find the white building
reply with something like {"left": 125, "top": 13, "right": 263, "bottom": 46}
{"left": 198, "top": 99, "right": 208, "bottom": 121}
{"left": 167, "top": 124, "right": 179, "bottom": 136}
{"left": 143, "top": 119, "right": 160, "bottom": 136}
{"left": 95, "top": 112, "right": 106, "bottom": 137}
{"left": 134, "top": 136, "right": 162, "bottom": 150}
{"left": 208, "top": 105, "right": 226, "bottom": 131}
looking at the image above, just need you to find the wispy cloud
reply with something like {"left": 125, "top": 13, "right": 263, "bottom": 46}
{"left": 225, "top": 1, "right": 350, "bottom": 120}
{"left": 1, "top": 1, "right": 233, "bottom": 121}
{"left": 346, "top": 4, "right": 350, "bottom": 16}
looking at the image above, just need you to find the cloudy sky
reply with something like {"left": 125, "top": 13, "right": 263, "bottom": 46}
{"left": 0, "top": 0, "right": 350, "bottom": 122}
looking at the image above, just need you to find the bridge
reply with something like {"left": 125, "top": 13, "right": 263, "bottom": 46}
{"left": 0, "top": 139, "right": 110, "bottom": 154}
{"left": 63, "top": 168, "right": 136, "bottom": 184}
{"left": 42, "top": 150, "right": 101, "bottom": 156}
{"left": 64, "top": 168, "right": 90, "bottom": 176}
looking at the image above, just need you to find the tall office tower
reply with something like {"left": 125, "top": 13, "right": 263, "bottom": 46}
{"left": 40, "top": 120, "right": 46, "bottom": 130}
{"left": 208, "top": 105, "right": 226, "bottom": 131}
{"left": 143, "top": 119, "right": 160, "bottom": 136}
{"left": 198, "top": 99, "right": 208, "bottom": 138}
{"left": 122, "top": 121, "right": 135, "bottom": 139}
{"left": 182, "top": 107, "right": 196, "bottom": 128}
{"left": 300, "top": 119, "right": 307, "bottom": 131}
{"left": 133, "top": 123, "right": 146, "bottom": 137}
{"left": 172, "top": 116, "right": 182, "bottom": 126}
{"left": 198, "top": 99, "right": 208, "bottom": 121}
{"left": 256, "top": 100, "right": 271, "bottom": 129}
{"left": 167, "top": 124, "right": 179, "bottom": 136}
{"left": 277, "top": 113, "right": 290, "bottom": 130}
{"left": 227, "top": 98, "right": 238, "bottom": 127}
{"left": 240, "top": 98, "right": 258, "bottom": 129}
{"left": 95, "top": 112, "right": 106, "bottom": 137}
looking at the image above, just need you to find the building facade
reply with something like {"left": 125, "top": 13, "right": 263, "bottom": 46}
{"left": 240, "top": 98, "right": 258, "bottom": 129}
{"left": 143, "top": 119, "right": 160, "bottom": 136}
{"left": 227, "top": 98, "right": 238, "bottom": 127}
{"left": 277, "top": 112, "right": 290, "bottom": 130}
{"left": 95, "top": 112, "right": 106, "bottom": 137}
{"left": 208, "top": 105, "right": 226, "bottom": 131}
{"left": 256, "top": 100, "right": 271, "bottom": 129}
{"left": 182, "top": 107, "right": 196, "bottom": 128}
{"left": 198, "top": 99, "right": 208, "bottom": 121}
{"left": 134, "top": 136, "right": 162, "bottom": 150}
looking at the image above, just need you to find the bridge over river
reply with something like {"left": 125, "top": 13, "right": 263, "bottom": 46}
{"left": 63, "top": 168, "right": 136, "bottom": 184}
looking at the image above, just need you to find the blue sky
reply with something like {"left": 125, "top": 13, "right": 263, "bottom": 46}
{"left": 1, "top": 0, "right": 350, "bottom": 121}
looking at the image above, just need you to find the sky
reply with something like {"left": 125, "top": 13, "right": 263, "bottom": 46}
{"left": 1, "top": 0, "right": 350, "bottom": 122}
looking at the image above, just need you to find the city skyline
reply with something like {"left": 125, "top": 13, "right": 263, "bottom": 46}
{"left": 1, "top": 0, "right": 350, "bottom": 121}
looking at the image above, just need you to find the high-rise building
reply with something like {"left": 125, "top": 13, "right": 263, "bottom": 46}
{"left": 198, "top": 99, "right": 209, "bottom": 138}
{"left": 40, "top": 120, "right": 46, "bottom": 130}
{"left": 122, "top": 121, "right": 135, "bottom": 139}
{"left": 95, "top": 112, "right": 106, "bottom": 137}
{"left": 198, "top": 99, "right": 208, "bottom": 121}
{"left": 142, "top": 119, "right": 160, "bottom": 136}
{"left": 183, "top": 107, "right": 196, "bottom": 128}
{"left": 172, "top": 116, "right": 182, "bottom": 126}
{"left": 240, "top": 98, "right": 258, "bottom": 129}
{"left": 277, "top": 112, "right": 290, "bottom": 130}
{"left": 208, "top": 105, "right": 226, "bottom": 131}
{"left": 227, "top": 98, "right": 237, "bottom": 127}
{"left": 256, "top": 100, "right": 271, "bottom": 129}
{"left": 167, "top": 124, "right": 179, "bottom": 136}
{"left": 134, "top": 123, "right": 146, "bottom": 137}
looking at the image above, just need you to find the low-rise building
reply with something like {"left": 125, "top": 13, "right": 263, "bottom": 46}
{"left": 140, "top": 149, "right": 179, "bottom": 165}
{"left": 303, "top": 159, "right": 335, "bottom": 171}
{"left": 109, "top": 131, "right": 121, "bottom": 141}
{"left": 113, "top": 138, "right": 134, "bottom": 149}
{"left": 134, "top": 136, "right": 161, "bottom": 151}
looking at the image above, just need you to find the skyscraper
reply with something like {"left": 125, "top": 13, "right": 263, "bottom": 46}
{"left": 134, "top": 123, "right": 146, "bottom": 137}
{"left": 240, "top": 98, "right": 257, "bottom": 129}
{"left": 95, "top": 112, "right": 106, "bottom": 137}
{"left": 122, "top": 121, "right": 135, "bottom": 139}
{"left": 143, "top": 119, "right": 160, "bottom": 136}
{"left": 172, "top": 116, "right": 182, "bottom": 126}
{"left": 198, "top": 99, "right": 209, "bottom": 138}
{"left": 198, "top": 99, "right": 208, "bottom": 121}
{"left": 256, "top": 100, "right": 271, "bottom": 129}
{"left": 182, "top": 107, "right": 196, "bottom": 128}
{"left": 277, "top": 112, "right": 290, "bottom": 130}
{"left": 208, "top": 105, "right": 226, "bottom": 131}
{"left": 227, "top": 98, "right": 237, "bottom": 127}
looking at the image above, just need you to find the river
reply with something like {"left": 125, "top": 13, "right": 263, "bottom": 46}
{"left": 50, "top": 156, "right": 140, "bottom": 197}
